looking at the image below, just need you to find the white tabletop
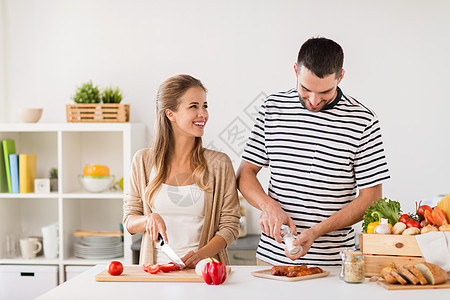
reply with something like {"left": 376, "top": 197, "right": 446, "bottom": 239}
{"left": 36, "top": 265, "right": 449, "bottom": 300}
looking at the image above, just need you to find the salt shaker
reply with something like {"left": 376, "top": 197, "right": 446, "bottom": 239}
{"left": 280, "top": 225, "right": 302, "bottom": 255}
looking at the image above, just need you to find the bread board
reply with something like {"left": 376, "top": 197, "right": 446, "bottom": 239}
{"left": 95, "top": 265, "right": 231, "bottom": 282}
{"left": 251, "top": 269, "right": 330, "bottom": 282}
{"left": 377, "top": 279, "right": 450, "bottom": 290}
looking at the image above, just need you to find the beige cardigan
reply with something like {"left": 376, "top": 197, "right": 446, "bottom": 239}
{"left": 123, "top": 148, "right": 240, "bottom": 265}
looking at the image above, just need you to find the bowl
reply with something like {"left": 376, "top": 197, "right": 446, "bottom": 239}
{"left": 19, "top": 108, "right": 43, "bottom": 123}
{"left": 79, "top": 175, "right": 115, "bottom": 193}
{"left": 83, "top": 164, "right": 110, "bottom": 176}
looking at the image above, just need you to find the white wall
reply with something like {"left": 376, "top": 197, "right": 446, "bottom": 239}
{"left": 2, "top": 0, "right": 450, "bottom": 234}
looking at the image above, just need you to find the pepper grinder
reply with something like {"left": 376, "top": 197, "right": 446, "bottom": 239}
{"left": 280, "top": 225, "right": 302, "bottom": 255}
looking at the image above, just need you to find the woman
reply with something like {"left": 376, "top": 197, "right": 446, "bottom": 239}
{"left": 123, "top": 74, "right": 240, "bottom": 268}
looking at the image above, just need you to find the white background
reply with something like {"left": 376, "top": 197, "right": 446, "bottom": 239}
{"left": 1, "top": 0, "right": 449, "bottom": 234}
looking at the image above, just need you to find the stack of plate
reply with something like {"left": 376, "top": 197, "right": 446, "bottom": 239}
{"left": 74, "top": 236, "right": 123, "bottom": 259}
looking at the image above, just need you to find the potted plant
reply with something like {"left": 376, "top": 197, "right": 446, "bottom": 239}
{"left": 102, "top": 87, "right": 123, "bottom": 104}
{"left": 66, "top": 81, "right": 129, "bottom": 122}
{"left": 72, "top": 81, "right": 101, "bottom": 103}
{"left": 49, "top": 168, "right": 58, "bottom": 192}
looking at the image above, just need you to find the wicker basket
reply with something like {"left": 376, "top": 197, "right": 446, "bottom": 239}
{"left": 66, "top": 104, "right": 129, "bottom": 123}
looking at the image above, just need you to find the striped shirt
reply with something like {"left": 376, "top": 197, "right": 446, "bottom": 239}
{"left": 242, "top": 87, "right": 390, "bottom": 266}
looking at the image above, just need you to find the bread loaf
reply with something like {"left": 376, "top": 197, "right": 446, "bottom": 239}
{"left": 415, "top": 262, "right": 448, "bottom": 285}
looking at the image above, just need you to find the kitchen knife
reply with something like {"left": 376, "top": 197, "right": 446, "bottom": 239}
{"left": 158, "top": 234, "right": 186, "bottom": 268}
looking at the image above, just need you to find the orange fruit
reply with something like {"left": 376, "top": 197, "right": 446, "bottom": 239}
{"left": 83, "top": 164, "right": 109, "bottom": 176}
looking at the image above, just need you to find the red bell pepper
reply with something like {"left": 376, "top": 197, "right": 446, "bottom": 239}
{"left": 202, "top": 261, "right": 227, "bottom": 285}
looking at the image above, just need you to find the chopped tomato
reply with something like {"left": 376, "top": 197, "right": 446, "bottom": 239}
{"left": 142, "top": 264, "right": 161, "bottom": 274}
{"left": 147, "top": 264, "right": 161, "bottom": 274}
{"left": 160, "top": 263, "right": 176, "bottom": 273}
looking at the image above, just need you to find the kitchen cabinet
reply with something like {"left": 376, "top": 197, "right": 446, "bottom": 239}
{"left": 0, "top": 123, "right": 146, "bottom": 284}
{"left": 228, "top": 234, "right": 259, "bottom": 265}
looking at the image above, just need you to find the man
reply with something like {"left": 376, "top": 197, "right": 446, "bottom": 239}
{"left": 237, "top": 37, "right": 390, "bottom": 266}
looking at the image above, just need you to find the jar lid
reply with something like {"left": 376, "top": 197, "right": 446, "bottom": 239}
{"left": 346, "top": 251, "right": 363, "bottom": 256}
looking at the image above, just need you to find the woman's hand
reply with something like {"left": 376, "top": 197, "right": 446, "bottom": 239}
{"left": 145, "top": 213, "right": 168, "bottom": 243}
{"left": 181, "top": 250, "right": 203, "bottom": 269}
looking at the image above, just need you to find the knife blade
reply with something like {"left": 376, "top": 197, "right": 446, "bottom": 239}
{"left": 158, "top": 234, "right": 186, "bottom": 268}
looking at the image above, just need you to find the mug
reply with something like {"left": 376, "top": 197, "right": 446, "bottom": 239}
{"left": 20, "top": 238, "right": 42, "bottom": 259}
{"left": 42, "top": 223, "right": 59, "bottom": 258}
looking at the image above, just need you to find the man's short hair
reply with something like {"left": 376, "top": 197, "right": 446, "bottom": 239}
{"left": 297, "top": 37, "right": 344, "bottom": 79}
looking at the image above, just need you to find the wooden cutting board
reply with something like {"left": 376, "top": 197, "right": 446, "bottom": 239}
{"left": 95, "top": 265, "right": 231, "bottom": 282}
{"left": 251, "top": 269, "right": 330, "bottom": 282}
{"left": 377, "top": 279, "right": 450, "bottom": 290}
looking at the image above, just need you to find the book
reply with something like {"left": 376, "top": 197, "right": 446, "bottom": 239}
{"left": 9, "top": 154, "right": 19, "bottom": 193}
{"left": 19, "top": 154, "right": 37, "bottom": 193}
{"left": 2, "top": 140, "right": 16, "bottom": 193}
{"left": 0, "top": 142, "right": 8, "bottom": 193}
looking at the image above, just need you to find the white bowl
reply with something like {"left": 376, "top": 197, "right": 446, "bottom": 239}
{"left": 19, "top": 108, "right": 43, "bottom": 123}
{"left": 79, "top": 175, "right": 115, "bottom": 193}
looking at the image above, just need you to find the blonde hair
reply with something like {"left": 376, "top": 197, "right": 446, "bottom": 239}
{"left": 144, "top": 74, "right": 210, "bottom": 207}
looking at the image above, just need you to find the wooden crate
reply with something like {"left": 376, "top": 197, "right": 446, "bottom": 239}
{"left": 360, "top": 234, "right": 425, "bottom": 277}
{"left": 66, "top": 104, "right": 130, "bottom": 122}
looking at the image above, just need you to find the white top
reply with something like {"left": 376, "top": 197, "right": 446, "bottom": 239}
{"left": 153, "top": 183, "right": 205, "bottom": 263}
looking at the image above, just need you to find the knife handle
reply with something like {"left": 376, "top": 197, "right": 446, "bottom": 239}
{"left": 158, "top": 233, "right": 164, "bottom": 246}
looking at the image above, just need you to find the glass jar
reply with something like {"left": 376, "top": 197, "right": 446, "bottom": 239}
{"left": 343, "top": 251, "right": 365, "bottom": 283}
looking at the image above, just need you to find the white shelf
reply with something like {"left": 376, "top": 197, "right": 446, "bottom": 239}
{"left": 63, "top": 257, "right": 124, "bottom": 265}
{"left": 0, "top": 256, "right": 125, "bottom": 266}
{"left": 62, "top": 192, "right": 124, "bottom": 199}
{"left": 0, "top": 257, "right": 60, "bottom": 265}
{"left": 0, "top": 122, "right": 146, "bottom": 284}
{"left": 0, "top": 193, "right": 59, "bottom": 199}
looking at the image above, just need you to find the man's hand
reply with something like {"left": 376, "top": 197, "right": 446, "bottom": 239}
{"left": 285, "top": 228, "right": 318, "bottom": 260}
{"left": 260, "top": 202, "right": 296, "bottom": 243}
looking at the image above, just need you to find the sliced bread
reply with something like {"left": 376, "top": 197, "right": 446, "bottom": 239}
{"left": 382, "top": 271, "right": 397, "bottom": 284}
{"left": 415, "top": 262, "right": 448, "bottom": 285}
{"left": 388, "top": 269, "right": 408, "bottom": 285}
{"left": 398, "top": 266, "right": 420, "bottom": 285}
{"left": 405, "top": 264, "right": 428, "bottom": 285}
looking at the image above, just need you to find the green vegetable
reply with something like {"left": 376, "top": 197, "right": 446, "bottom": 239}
{"left": 362, "top": 197, "right": 401, "bottom": 233}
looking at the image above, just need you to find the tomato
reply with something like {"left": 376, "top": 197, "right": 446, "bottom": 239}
{"left": 147, "top": 264, "right": 161, "bottom": 274}
{"left": 417, "top": 204, "right": 432, "bottom": 220}
{"left": 160, "top": 263, "right": 176, "bottom": 273}
{"left": 399, "top": 214, "right": 410, "bottom": 224}
{"left": 107, "top": 261, "right": 123, "bottom": 276}
{"left": 406, "top": 219, "right": 420, "bottom": 229}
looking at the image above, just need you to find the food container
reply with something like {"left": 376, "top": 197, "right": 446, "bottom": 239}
{"left": 360, "top": 234, "right": 425, "bottom": 277}
{"left": 343, "top": 251, "right": 365, "bottom": 283}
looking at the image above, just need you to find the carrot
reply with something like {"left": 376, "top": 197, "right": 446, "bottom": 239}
{"left": 425, "top": 210, "right": 436, "bottom": 225}
{"left": 432, "top": 207, "right": 448, "bottom": 226}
